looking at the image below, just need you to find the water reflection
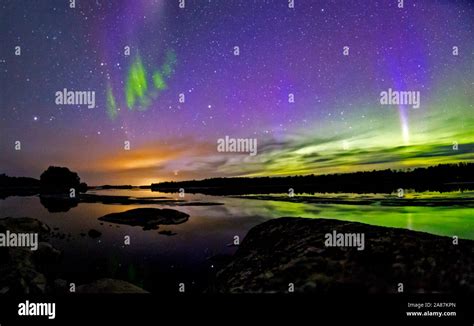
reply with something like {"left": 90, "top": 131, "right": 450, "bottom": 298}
{"left": 1, "top": 189, "right": 473, "bottom": 292}
{"left": 40, "top": 195, "right": 79, "bottom": 212}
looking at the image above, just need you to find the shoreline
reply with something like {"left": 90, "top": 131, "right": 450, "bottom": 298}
{"left": 231, "top": 193, "right": 474, "bottom": 207}
{"left": 2, "top": 215, "right": 473, "bottom": 294}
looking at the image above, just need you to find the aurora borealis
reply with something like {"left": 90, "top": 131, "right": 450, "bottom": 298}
{"left": 1, "top": 0, "right": 473, "bottom": 185}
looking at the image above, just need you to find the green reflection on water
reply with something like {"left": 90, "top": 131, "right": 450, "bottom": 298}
{"left": 260, "top": 199, "right": 474, "bottom": 240}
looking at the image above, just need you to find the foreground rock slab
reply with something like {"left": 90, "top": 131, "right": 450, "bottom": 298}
{"left": 213, "top": 217, "right": 474, "bottom": 294}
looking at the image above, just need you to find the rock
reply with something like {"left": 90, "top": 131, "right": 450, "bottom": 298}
{"left": 88, "top": 229, "right": 102, "bottom": 238}
{"left": 0, "top": 217, "right": 50, "bottom": 239}
{"left": 213, "top": 217, "right": 474, "bottom": 294}
{"left": 52, "top": 279, "right": 68, "bottom": 293}
{"left": 0, "top": 217, "right": 61, "bottom": 295}
{"left": 98, "top": 208, "right": 189, "bottom": 230}
{"left": 76, "top": 278, "right": 148, "bottom": 293}
{"left": 30, "top": 274, "right": 47, "bottom": 293}
{"left": 33, "top": 242, "right": 61, "bottom": 264}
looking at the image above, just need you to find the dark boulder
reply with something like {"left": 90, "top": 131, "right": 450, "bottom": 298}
{"left": 88, "top": 229, "right": 102, "bottom": 238}
{"left": 98, "top": 208, "right": 189, "bottom": 230}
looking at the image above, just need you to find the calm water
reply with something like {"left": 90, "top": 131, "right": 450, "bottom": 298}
{"left": 1, "top": 189, "right": 473, "bottom": 292}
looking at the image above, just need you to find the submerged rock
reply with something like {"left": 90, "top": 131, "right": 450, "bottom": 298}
{"left": 213, "top": 217, "right": 474, "bottom": 294}
{"left": 98, "top": 208, "right": 189, "bottom": 230}
{"left": 76, "top": 278, "right": 148, "bottom": 293}
{"left": 52, "top": 278, "right": 68, "bottom": 293}
{"left": 88, "top": 229, "right": 102, "bottom": 238}
{"left": 0, "top": 217, "right": 50, "bottom": 237}
{"left": 33, "top": 242, "right": 61, "bottom": 264}
{"left": 158, "top": 230, "right": 177, "bottom": 236}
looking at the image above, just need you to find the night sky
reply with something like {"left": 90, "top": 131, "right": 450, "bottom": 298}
{"left": 1, "top": 0, "right": 473, "bottom": 185}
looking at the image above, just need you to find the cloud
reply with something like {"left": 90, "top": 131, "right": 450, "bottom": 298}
{"left": 77, "top": 130, "right": 474, "bottom": 185}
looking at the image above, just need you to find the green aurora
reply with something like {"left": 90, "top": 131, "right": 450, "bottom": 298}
{"left": 106, "top": 50, "right": 177, "bottom": 120}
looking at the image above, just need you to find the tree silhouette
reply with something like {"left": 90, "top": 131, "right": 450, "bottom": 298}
{"left": 39, "top": 166, "right": 87, "bottom": 194}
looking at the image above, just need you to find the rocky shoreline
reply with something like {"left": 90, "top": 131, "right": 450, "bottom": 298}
{"left": 213, "top": 217, "right": 474, "bottom": 294}
{"left": 0, "top": 217, "right": 148, "bottom": 294}
{"left": 2, "top": 215, "right": 473, "bottom": 295}
{"left": 0, "top": 217, "right": 60, "bottom": 294}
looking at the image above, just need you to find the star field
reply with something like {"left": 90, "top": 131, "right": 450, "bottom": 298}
{"left": 1, "top": 0, "right": 473, "bottom": 185}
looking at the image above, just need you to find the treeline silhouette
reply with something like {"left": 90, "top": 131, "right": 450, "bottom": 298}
{"left": 0, "top": 166, "right": 87, "bottom": 202}
{"left": 0, "top": 174, "right": 39, "bottom": 188}
{"left": 98, "top": 185, "right": 134, "bottom": 189}
{"left": 0, "top": 174, "right": 39, "bottom": 198}
{"left": 151, "top": 162, "right": 474, "bottom": 195}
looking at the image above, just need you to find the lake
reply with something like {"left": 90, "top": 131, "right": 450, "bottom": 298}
{"left": 1, "top": 189, "right": 473, "bottom": 293}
